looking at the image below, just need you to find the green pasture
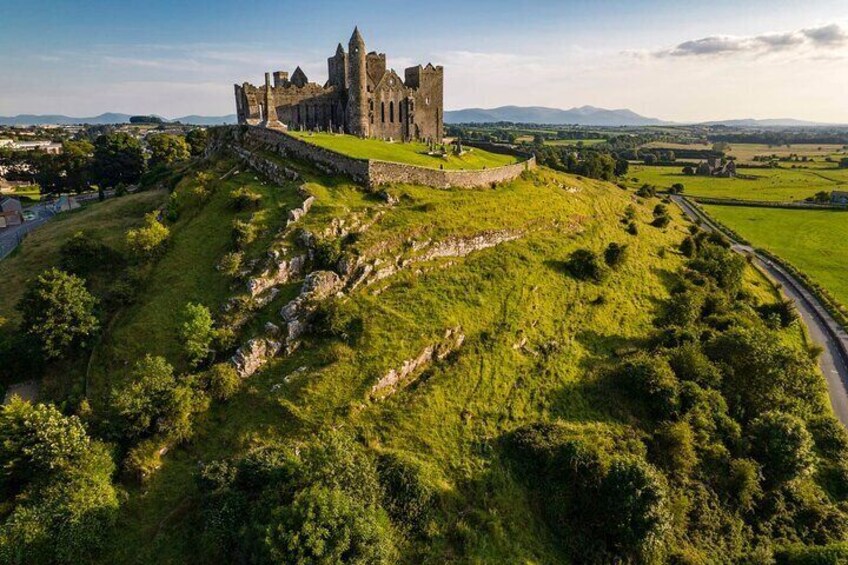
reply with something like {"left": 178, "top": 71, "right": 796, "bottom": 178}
{"left": 287, "top": 131, "right": 520, "bottom": 170}
{"left": 703, "top": 204, "right": 848, "bottom": 309}
{"left": 630, "top": 164, "right": 848, "bottom": 202}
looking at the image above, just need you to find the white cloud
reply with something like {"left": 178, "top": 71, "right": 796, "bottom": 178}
{"left": 656, "top": 23, "right": 848, "bottom": 57}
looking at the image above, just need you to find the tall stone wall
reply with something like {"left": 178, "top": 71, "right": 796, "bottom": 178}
{"left": 226, "top": 126, "right": 535, "bottom": 190}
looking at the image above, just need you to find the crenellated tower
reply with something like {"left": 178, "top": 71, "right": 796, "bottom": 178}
{"left": 346, "top": 27, "right": 369, "bottom": 137}
{"left": 234, "top": 27, "right": 442, "bottom": 141}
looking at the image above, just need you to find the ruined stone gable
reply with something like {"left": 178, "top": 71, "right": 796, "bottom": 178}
{"left": 234, "top": 27, "right": 443, "bottom": 142}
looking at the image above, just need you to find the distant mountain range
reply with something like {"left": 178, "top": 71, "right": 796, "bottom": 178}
{"left": 0, "top": 113, "right": 237, "bottom": 126}
{"left": 0, "top": 109, "right": 840, "bottom": 128}
{"left": 444, "top": 106, "right": 842, "bottom": 128}
{"left": 444, "top": 106, "right": 672, "bottom": 126}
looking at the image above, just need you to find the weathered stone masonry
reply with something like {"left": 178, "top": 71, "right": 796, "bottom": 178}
{"left": 225, "top": 126, "right": 536, "bottom": 190}
{"left": 235, "top": 28, "right": 444, "bottom": 143}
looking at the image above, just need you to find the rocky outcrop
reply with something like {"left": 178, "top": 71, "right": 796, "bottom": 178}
{"left": 231, "top": 337, "right": 282, "bottom": 378}
{"left": 371, "top": 327, "right": 465, "bottom": 398}
{"left": 279, "top": 271, "right": 344, "bottom": 352}
{"left": 287, "top": 196, "right": 315, "bottom": 226}
{"left": 247, "top": 254, "right": 307, "bottom": 297}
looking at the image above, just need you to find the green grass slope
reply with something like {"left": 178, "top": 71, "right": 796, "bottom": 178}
{"left": 95, "top": 157, "right": 810, "bottom": 563}
{"left": 0, "top": 190, "right": 166, "bottom": 326}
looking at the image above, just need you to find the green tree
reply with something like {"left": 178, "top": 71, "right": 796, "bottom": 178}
{"left": 61, "top": 140, "right": 94, "bottom": 192}
{"left": 185, "top": 129, "right": 209, "bottom": 157}
{"left": 0, "top": 399, "right": 118, "bottom": 564}
{"left": 147, "top": 133, "right": 190, "bottom": 168}
{"left": 565, "top": 249, "right": 608, "bottom": 282}
{"left": 126, "top": 212, "right": 169, "bottom": 257}
{"left": 180, "top": 303, "right": 215, "bottom": 367}
{"left": 748, "top": 411, "right": 815, "bottom": 485}
{"left": 617, "top": 354, "right": 680, "bottom": 419}
{"left": 266, "top": 485, "right": 396, "bottom": 565}
{"left": 110, "top": 355, "right": 200, "bottom": 442}
{"left": 90, "top": 132, "right": 145, "bottom": 189}
{"left": 17, "top": 268, "right": 99, "bottom": 359}
{"left": 614, "top": 158, "right": 629, "bottom": 177}
{"left": 598, "top": 457, "right": 670, "bottom": 560}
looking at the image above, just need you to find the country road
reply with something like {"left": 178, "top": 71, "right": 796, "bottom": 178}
{"left": 672, "top": 195, "right": 848, "bottom": 428}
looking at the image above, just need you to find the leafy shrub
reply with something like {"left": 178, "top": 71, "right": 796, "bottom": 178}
{"left": 604, "top": 242, "right": 628, "bottom": 269}
{"left": 661, "top": 287, "right": 705, "bottom": 328}
{"left": 637, "top": 184, "right": 657, "bottom": 198}
{"left": 377, "top": 452, "right": 436, "bottom": 535}
{"left": 126, "top": 212, "right": 170, "bottom": 257}
{"left": 653, "top": 203, "right": 668, "bottom": 218}
{"left": 180, "top": 302, "right": 215, "bottom": 367}
{"left": 748, "top": 411, "right": 815, "bottom": 485}
{"left": 217, "top": 251, "right": 244, "bottom": 278}
{"left": 265, "top": 485, "right": 397, "bottom": 564}
{"left": 204, "top": 363, "right": 241, "bottom": 401}
{"left": 17, "top": 268, "right": 99, "bottom": 360}
{"left": 757, "top": 300, "right": 798, "bottom": 329}
{"left": 667, "top": 343, "right": 721, "bottom": 388}
{"left": 626, "top": 221, "right": 639, "bottom": 235}
{"left": 652, "top": 214, "right": 671, "bottom": 228}
{"left": 617, "top": 354, "right": 680, "bottom": 419}
{"left": 230, "top": 187, "right": 262, "bottom": 210}
{"left": 680, "top": 236, "right": 697, "bottom": 258}
{"left": 726, "top": 458, "right": 762, "bottom": 511}
{"left": 651, "top": 420, "right": 697, "bottom": 478}
{"left": 110, "top": 355, "right": 205, "bottom": 443}
{"left": 59, "top": 231, "right": 121, "bottom": 276}
{"left": 231, "top": 219, "right": 257, "bottom": 248}
{"left": 565, "top": 249, "right": 608, "bottom": 282}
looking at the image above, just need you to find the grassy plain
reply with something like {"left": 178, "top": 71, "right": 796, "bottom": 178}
{"left": 703, "top": 204, "right": 848, "bottom": 309}
{"left": 287, "top": 131, "right": 520, "bottom": 169}
{"left": 629, "top": 164, "right": 848, "bottom": 202}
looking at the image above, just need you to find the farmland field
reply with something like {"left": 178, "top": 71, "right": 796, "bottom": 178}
{"left": 544, "top": 138, "right": 606, "bottom": 146}
{"left": 642, "top": 141, "right": 848, "bottom": 165}
{"left": 702, "top": 204, "right": 848, "bottom": 308}
{"left": 629, "top": 164, "right": 848, "bottom": 202}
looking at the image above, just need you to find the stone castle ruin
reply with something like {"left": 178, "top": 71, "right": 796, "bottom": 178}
{"left": 234, "top": 28, "right": 444, "bottom": 142}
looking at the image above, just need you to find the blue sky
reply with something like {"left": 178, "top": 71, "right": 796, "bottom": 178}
{"left": 1, "top": 0, "right": 847, "bottom": 121}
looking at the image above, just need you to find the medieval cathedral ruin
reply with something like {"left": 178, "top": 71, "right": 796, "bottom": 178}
{"left": 234, "top": 28, "right": 444, "bottom": 142}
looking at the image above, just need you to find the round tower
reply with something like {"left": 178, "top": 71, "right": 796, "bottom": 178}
{"left": 347, "top": 27, "right": 369, "bottom": 137}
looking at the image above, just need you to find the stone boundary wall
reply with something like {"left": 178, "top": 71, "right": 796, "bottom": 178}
{"left": 232, "top": 126, "right": 535, "bottom": 190}
{"left": 244, "top": 127, "right": 370, "bottom": 184}
{"left": 367, "top": 157, "right": 535, "bottom": 189}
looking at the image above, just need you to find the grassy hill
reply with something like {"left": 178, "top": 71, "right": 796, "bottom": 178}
{"left": 2, "top": 146, "right": 844, "bottom": 564}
